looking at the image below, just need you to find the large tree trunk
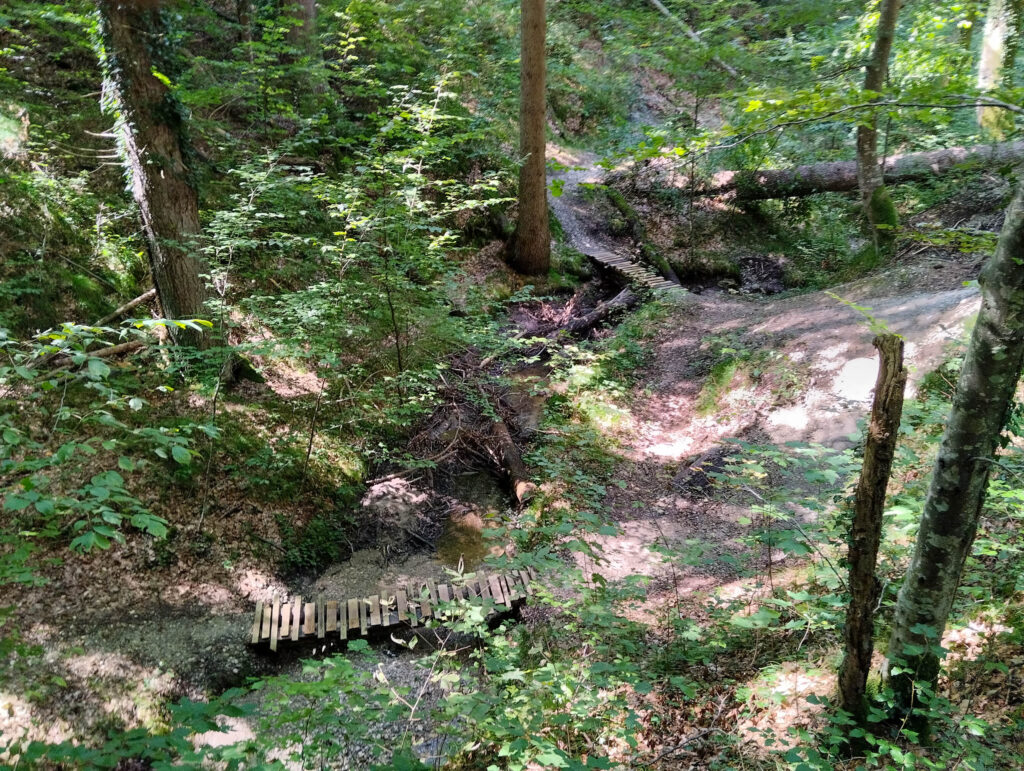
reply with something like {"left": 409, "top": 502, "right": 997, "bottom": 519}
{"left": 98, "top": 0, "right": 208, "bottom": 348}
{"left": 838, "top": 334, "right": 906, "bottom": 724}
{"left": 856, "top": 0, "right": 902, "bottom": 253}
{"left": 884, "top": 172, "right": 1024, "bottom": 719}
{"left": 654, "top": 141, "right": 1024, "bottom": 200}
{"left": 977, "top": 0, "right": 1023, "bottom": 136}
{"left": 510, "top": 0, "right": 550, "bottom": 276}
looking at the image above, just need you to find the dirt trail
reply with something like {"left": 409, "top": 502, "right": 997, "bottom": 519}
{"left": 547, "top": 143, "right": 982, "bottom": 602}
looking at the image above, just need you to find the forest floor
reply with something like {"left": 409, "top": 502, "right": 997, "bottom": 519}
{"left": 1, "top": 148, "right": 993, "bottom": 765}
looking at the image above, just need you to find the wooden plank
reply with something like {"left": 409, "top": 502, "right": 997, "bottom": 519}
{"left": 369, "top": 595, "right": 381, "bottom": 627}
{"left": 339, "top": 600, "right": 348, "bottom": 640}
{"left": 270, "top": 596, "right": 280, "bottom": 652}
{"left": 326, "top": 601, "right": 338, "bottom": 633}
{"left": 518, "top": 569, "right": 534, "bottom": 595}
{"left": 407, "top": 585, "right": 420, "bottom": 626}
{"left": 426, "top": 579, "right": 438, "bottom": 605}
{"left": 261, "top": 602, "right": 272, "bottom": 640}
{"left": 303, "top": 602, "right": 316, "bottom": 635}
{"left": 288, "top": 597, "right": 299, "bottom": 641}
{"left": 279, "top": 599, "right": 291, "bottom": 639}
{"left": 527, "top": 565, "right": 538, "bottom": 580}
{"left": 488, "top": 574, "right": 505, "bottom": 607}
{"left": 479, "top": 576, "right": 492, "bottom": 602}
{"left": 359, "top": 597, "right": 368, "bottom": 635}
{"left": 317, "top": 594, "right": 326, "bottom": 639}
{"left": 500, "top": 574, "right": 515, "bottom": 603}
{"left": 396, "top": 589, "right": 408, "bottom": 622}
{"left": 348, "top": 599, "right": 359, "bottom": 632}
{"left": 251, "top": 601, "right": 264, "bottom": 644}
{"left": 438, "top": 583, "right": 451, "bottom": 603}
{"left": 380, "top": 596, "right": 393, "bottom": 627}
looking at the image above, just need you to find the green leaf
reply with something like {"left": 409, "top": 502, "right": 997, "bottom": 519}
{"left": 87, "top": 358, "right": 111, "bottom": 379}
{"left": 171, "top": 445, "right": 192, "bottom": 465}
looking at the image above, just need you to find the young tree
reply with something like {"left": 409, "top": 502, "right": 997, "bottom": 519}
{"left": 856, "top": 0, "right": 902, "bottom": 257}
{"left": 885, "top": 172, "right": 1024, "bottom": 717}
{"left": 98, "top": 0, "right": 208, "bottom": 348}
{"left": 509, "top": 0, "right": 550, "bottom": 276}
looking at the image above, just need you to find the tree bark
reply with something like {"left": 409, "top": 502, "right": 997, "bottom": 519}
{"left": 856, "top": 0, "right": 902, "bottom": 252}
{"left": 885, "top": 172, "right": 1024, "bottom": 719}
{"left": 658, "top": 141, "right": 1024, "bottom": 200}
{"left": 838, "top": 334, "right": 906, "bottom": 723}
{"left": 558, "top": 288, "right": 640, "bottom": 337}
{"left": 977, "top": 0, "right": 1023, "bottom": 135}
{"left": 98, "top": 1, "right": 208, "bottom": 348}
{"left": 510, "top": 0, "right": 550, "bottom": 276}
{"left": 488, "top": 412, "right": 536, "bottom": 503}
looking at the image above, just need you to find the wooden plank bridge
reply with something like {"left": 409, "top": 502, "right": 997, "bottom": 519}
{"left": 251, "top": 567, "right": 538, "bottom": 651}
{"left": 585, "top": 247, "right": 683, "bottom": 293}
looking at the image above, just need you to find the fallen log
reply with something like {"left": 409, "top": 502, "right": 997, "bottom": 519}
{"left": 488, "top": 412, "right": 536, "bottom": 504}
{"left": 558, "top": 288, "right": 640, "bottom": 336}
{"left": 656, "top": 141, "right": 1024, "bottom": 200}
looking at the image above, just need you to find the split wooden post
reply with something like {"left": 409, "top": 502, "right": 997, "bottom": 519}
{"left": 838, "top": 334, "right": 906, "bottom": 722}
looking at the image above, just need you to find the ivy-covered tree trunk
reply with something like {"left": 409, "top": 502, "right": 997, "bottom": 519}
{"left": 856, "top": 0, "right": 902, "bottom": 256}
{"left": 885, "top": 173, "right": 1024, "bottom": 718}
{"left": 98, "top": 0, "right": 208, "bottom": 348}
{"left": 510, "top": 0, "right": 550, "bottom": 276}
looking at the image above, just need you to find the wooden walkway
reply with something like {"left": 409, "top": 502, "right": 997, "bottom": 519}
{"left": 251, "top": 568, "right": 538, "bottom": 651}
{"left": 586, "top": 248, "right": 683, "bottom": 292}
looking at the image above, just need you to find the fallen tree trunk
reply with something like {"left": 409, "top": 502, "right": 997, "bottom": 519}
{"left": 487, "top": 412, "right": 536, "bottom": 504}
{"left": 558, "top": 288, "right": 640, "bottom": 336}
{"left": 659, "top": 141, "right": 1024, "bottom": 200}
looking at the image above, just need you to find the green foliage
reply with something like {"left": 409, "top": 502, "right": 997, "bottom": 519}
{"left": 0, "top": 321, "right": 218, "bottom": 577}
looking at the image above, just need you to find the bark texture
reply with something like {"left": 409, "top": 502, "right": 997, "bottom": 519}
{"left": 838, "top": 334, "right": 906, "bottom": 722}
{"left": 885, "top": 173, "right": 1024, "bottom": 716}
{"left": 98, "top": 1, "right": 208, "bottom": 347}
{"left": 559, "top": 288, "right": 640, "bottom": 336}
{"left": 977, "top": 0, "right": 1023, "bottom": 136}
{"left": 856, "top": 0, "right": 902, "bottom": 249}
{"left": 510, "top": 0, "right": 550, "bottom": 276}
{"left": 657, "top": 141, "right": 1024, "bottom": 200}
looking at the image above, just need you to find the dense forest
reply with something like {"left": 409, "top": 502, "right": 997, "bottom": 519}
{"left": 3, "top": 0, "right": 1024, "bottom": 768}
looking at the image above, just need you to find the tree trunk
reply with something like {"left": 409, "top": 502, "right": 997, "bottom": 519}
{"left": 655, "top": 141, "right": 1024, "bottom": 200}
{"left": 977, "top": 0, "right": 1023, "bottom": 135}
{"left": 510, "top": 0, "right": 550, "bottom": 276}
{"left": 558, "top": 288, "right": 640, "bottom": 337}
{"left": 856, "top": 0, "right": 902, "bottom": 254}
{"left": 98, "top": 1, "right": 208, "bottom": 348}
{"left": 838, "top": 334, "right": 906, "bottom": 724}
{"left": 885, "top": 172, "right": 1024, "bottom": 719}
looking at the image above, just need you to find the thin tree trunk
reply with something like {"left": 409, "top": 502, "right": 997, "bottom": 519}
{"left": 656, "top": 141, "right": 1024, "bottom": 200}
{"left": 885, "top": 172, "right": 1024, "bottom": 719}
{"left": 510, "top": 0, "right": 550, "bottom": 276}
{"left": 857, "top": 0, "right": 902, "bottom": 253}
{"left": 838, "top": 334, "right": 906, "bottom": 723}
{"left": 98, "top": 1, "right": 208, "bottom": 348}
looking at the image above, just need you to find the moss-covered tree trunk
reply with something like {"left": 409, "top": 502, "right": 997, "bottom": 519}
{"left": 510, "top": 0, "right": 550, "bottom": 276}
{"left": 885, "top": 172, "right": 1024, "bottom": 718}
{"left": 98, "top": 0, "right": 208, "bottom": 348}
{"left": 839, "top": 334, "right": 906, "bottom": 723}
{"left": 856, "top": 0, "right": 902, "bottom": 257}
